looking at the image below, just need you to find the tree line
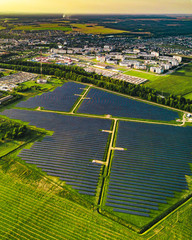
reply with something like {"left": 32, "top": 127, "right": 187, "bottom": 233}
{"left": 0, "top": 119, "right": 28, "bottom": 140}
{"left": 1, "top": 60, "right": 192, "bottom": 113}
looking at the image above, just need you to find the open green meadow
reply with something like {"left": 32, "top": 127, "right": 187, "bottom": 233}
{"left": 71, "top": 24, "right": 129, "bottom": 35}
{"left": 16, "top": 78, "right": 63, "bottom": 98}
{"left": 0, "top": 140, "right": 21, "bottom": 157}
{"left": 22, "top": 78, "right": 61, "bottom": 89}
{"left": 122, "top": 63, "right": 192, "bottom": 98}
{"left": 123, "top": 70, "right": 163, "bottom": 81}
{"left": 184, "top": 92, "right": 192, "bottom": 100}
{"left": 13, "top": 24, "right": 72, "bottom": 32}
{"left": 146, "top": 63, "right": 192, "bottom": 96}
{"left": 0, "top": 152, "right": 136, "bottom": 240}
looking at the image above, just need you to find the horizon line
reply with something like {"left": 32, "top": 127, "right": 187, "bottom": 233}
{"left": 0, "top": 13, "right": 192, "bottom": 16}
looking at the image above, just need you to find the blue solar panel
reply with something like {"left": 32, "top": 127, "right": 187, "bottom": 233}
{"left": 107, "top": 199, "right": 158, "bottom": 210}
{"left": 1, "top": 109, "right": 111, "bottom": 196}
{"left": 16, "top": 82, "right": 86, "bottom": 112}
{"left": 106, "top": 203, "right": 150, "bottom": 213}
{"left": 107, "top": 195, "right": 158, "bottom": 206}
{"left": 77, "top": 88, "right": 179, "bottom": 121}
{"left": 107, "top": 192, "right": 167, "bottom": 204}
{"left": 113, "top": 209, "right": 150, "bottom": 217}
{"left": 106, "top": 121, "right": 192, "bottom": 216}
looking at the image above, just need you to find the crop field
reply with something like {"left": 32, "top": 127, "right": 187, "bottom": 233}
{"left": 13, "top": 23, "right": 72, "bottom": 31}
{"left": 1, "top": 109, "right": 111, "bottom": 197}
{"left": 71, "top": 24, "right": 128, "bottom": 35}
{"left": 16, "top": 82, "right": 86, "bottom": 112}
{"left": 0, "top": 131, "right": 192, "bottom": 240}
{"left": 77, "top": 88, "right": 179, "bottom": 121}
{"left": 103, "top": 121, "right": 192, "bottom": 227}
{"left": 146, "top": 63, "right": 192, "bottom": 96}
{"left": 0, "top": 162, "right": 140, "bottom": 240}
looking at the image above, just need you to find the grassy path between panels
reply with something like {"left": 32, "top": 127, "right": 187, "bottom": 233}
{"left": 70, "top": 85, "right": 92, "bottom": 114}
{"left": 24, "top": 108, "right": 186, "bottom": 127}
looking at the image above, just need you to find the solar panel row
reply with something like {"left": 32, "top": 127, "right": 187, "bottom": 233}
{"left": 77, "top": 88, "right": 179, "bottom": 121}
{"left": 106, "top": 121, "right": 192, "bottom": 216}
{"left": 16, "top": 82, "right": 86, "bottom": 112}
{"left": 1, "top": 109, "right": 112, "bottom": 196}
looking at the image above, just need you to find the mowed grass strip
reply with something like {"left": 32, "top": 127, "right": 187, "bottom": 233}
{"left": 71, "top": 24, "right": 129, "bottom": 35}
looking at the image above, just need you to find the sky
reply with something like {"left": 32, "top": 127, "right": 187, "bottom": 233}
{"left": 0, "top": 0, "right": 192, "bottom": 14}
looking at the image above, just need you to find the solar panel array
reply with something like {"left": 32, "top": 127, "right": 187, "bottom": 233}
{"left": 77, "top": 88, "right": 179, "bottom": 121}
{"left": 1, "top": 109, "right": 111, "bottom": 196}
{"left": 16, "top": 82, "right": 86, "bottom": 112}
{"left": 106, "top": 121, "right": 192, "bottom": 217}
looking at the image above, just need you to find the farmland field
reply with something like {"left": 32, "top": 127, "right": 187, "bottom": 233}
{"left": 13, "top": 23, "right": 72, "bottom": 31}
{"left": 1, "top": 109, "right": 111, "bottom": 197}
{"left": 77, "top": 88, "right": 179, "bottom": 121}
{"left": 0, "top": 163, "right": 192, "bottom": 240}
{"left": 0, "top": 162, "right": 139, "bottom": 240}
{"left": 16, "top": 82, "right": 86, "bottom": 112}
{"left": 102, "top": 121, "right": 192, "bottom": 228}
{"left": 71, "top": 24, "right": 128, "bottom": 35}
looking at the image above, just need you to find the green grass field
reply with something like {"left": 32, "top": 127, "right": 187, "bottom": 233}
{"left": 0, "top": 152, "right": 137, "bottom": 240}
{"left": 22, "top": 79, "right": 59, "bottom": 90}
{"left": 184, "top": 92, "right": 192, "bottom": 100}
{"left": 71, "top": 24, "right": 129, "bottom": 35}
{"left": 13, "top": 24, "right": 72, "bottom": 32}
{"left": 146, "top": 63, "right": 192, "bottom": 96}
{"left": 122, "top": 63, "right": 192, "bottom": 97}
{"left": 0, "top": 151, "right": 192, "bottom": 240}
{"left": 123, "top": 70, "right": 163, "bottom": 81}
{"left": 0, "top": 140, "right": 21, "bottom": 157}
{"left": 17, "top": 78, "right": 63, "bottom": 98}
